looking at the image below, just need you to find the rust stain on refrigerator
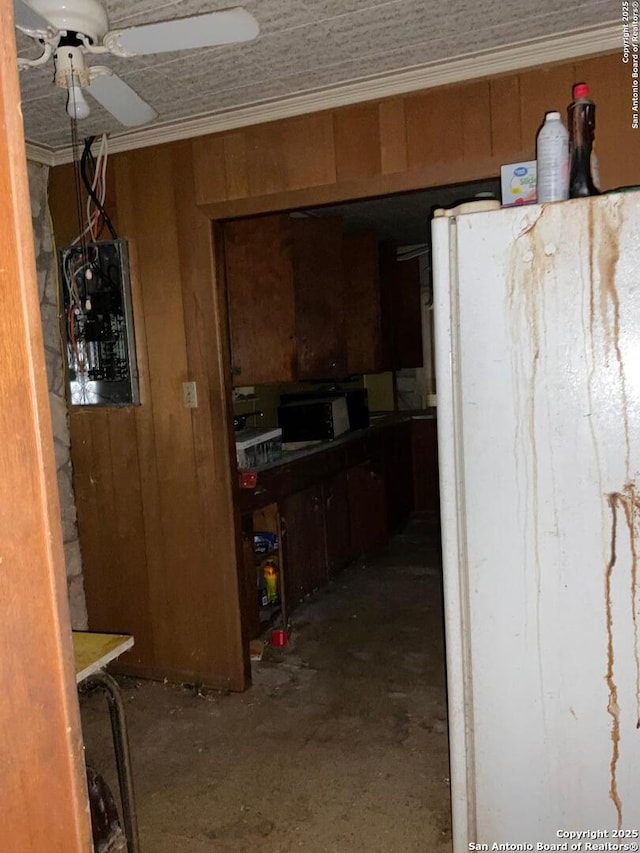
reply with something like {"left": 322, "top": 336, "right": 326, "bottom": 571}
{"left": 605, "top": 484, "right": 640, "bottom": 828}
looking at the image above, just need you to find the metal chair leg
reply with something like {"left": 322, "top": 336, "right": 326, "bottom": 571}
{"left": 84, "top": 672, "right": 140, "bottom": 853}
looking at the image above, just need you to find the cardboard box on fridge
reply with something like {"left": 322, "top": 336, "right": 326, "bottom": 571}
{"left": 501, "top": 161, "right": 537, "bottom": 206}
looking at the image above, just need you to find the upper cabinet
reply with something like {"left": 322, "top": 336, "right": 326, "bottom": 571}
{"left": 342, "top": 230, "right": 382, "bottom": 375}
{"left": 224, "top": 214, "right": 346, "bottom": 386}
{"left": 291, "top": 217, "right": 346, "bottom": 380}
{"left": 224, "top": 215, "right": 297, "bottom": 386}
{"left": 223, "top": 213, "right": 423, "bottom": 386}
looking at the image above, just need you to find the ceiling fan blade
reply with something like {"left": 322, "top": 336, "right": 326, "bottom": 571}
{"left": 13, "top": 0, "right": 53, "bottom": 33}
{"left": 87, "top": 71, "right": 158, "bottom": 128}
{"left": 105, "top": 7, "right": 259, "bottom": 57}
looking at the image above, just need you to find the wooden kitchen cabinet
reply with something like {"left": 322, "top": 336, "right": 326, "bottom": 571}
{"left": 347, "top": 458, "right": 388, "bottom": 557}
{"left": 342, "top": 231, "right": 382, "bottom": 374}
{"left": 281, "top": 484, "right": 328, "bottom": 607}
{"left": 322, "top": 470, "right": 352, "bottom": 576}
{"left": 224, "top": 213, "right": 346, "bottom": 385}
{"left": 235, "top": 417, "right": 424, "bottom": 631}
{"left": 224, "top": 215, "right": 297, "bottom": 385}
{"left": 293, "top": 217, "right": 346, "bottom": 380}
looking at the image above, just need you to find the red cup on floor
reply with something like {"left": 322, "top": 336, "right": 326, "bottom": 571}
{"left": 271, "top": 628, "right": 289, "bottom": 648}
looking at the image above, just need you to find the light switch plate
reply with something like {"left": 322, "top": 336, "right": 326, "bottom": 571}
{"left": 182, "top": 381, "right": 198, "bottom": 408}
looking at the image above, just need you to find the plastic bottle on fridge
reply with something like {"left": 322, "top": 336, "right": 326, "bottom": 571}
{"left": 536, "top": 111, "right": 569, "bottom": 203}
{"left": 567, "top": 82, "right": 600, "bottom": 198}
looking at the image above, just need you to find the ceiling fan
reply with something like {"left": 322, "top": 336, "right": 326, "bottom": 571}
{"left": 13, "top": 0, "right": 260, "bottom": 127}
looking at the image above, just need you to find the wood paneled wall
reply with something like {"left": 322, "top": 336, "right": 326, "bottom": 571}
{"left": 49, "top": 50, "right": 639, "bottom": 689}
{"left": 194, "top": 53, "right": 639, "bottom": 218}
{"left": 49, "top": 143, "right": 247, "bottom": 690}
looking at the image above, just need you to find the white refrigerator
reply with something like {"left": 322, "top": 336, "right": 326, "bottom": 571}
{"left": 431, "top": 192, "right": 640, "bottom": 849}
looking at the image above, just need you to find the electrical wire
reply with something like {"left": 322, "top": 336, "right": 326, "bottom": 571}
{"left": 80, "top": 135, "right": 117, "bottom": 241}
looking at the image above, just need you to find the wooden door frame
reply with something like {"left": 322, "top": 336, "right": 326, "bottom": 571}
{"left": 0, "top": 3, "right": 91, "bottom": 849}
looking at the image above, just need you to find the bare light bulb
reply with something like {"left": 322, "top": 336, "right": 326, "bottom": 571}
{"left": 66, "top": 84, "right": 90, "bottom": 121}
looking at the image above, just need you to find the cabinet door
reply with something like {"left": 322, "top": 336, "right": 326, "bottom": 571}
{"left": 343, "top": 231, "right": 382, "bottom": 374}
{"left": 292, "top": 218, "right": 347, "bottom": 380}
{"left": 323, "top": 471, "right": 352, "bottom": 576}
{"left": 347, "top": 459, "right": 388, "bottom": 557}
{"left": 224, "top": 214, "right": 297, "bottom": 386}
{"left": 281, "top": 485, "right": 328, "bottom": 608}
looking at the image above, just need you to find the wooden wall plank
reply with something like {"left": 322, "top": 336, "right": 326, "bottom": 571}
{"left": 0, "top": 0, "right": 90, "bottom": 842}
{"left": 245, "top": 122, "right": 286, "bottom": 197}
{"left": 378, "top": 99, "right": 408, "bottom": 175}
{"left": 110, "top": 153, "right": 168, "bottom": 678}
{"left": 84, "top": 411, "right": 120, "bottom": 623}
{"left": 334, "top": 103, "right": 381, "bottom": 181}
{"left": 405, "top": 87, "right": 464, "bottom": 169}
{"left": 106, "top": 409, "right": 155, "bottom": 670}
{"left": 489, "top": 74, "right": 523, "bottom": 162}
{"left": 192, "top": 133, "right": 228, "bottom": 206}
{"left": 119, "top": 146, "right": 210, "bottom": 678}
{"left": 460, "top": 80, "right": 492, "bottom": 162}
{"left": 223, "top": 131, "right": 249, "bottom": 200}
{"left": 172, "top": 141, "right": 247, "bottom": 688}
{"left": 281, "top": 112, "right": 337, "bottom": 190}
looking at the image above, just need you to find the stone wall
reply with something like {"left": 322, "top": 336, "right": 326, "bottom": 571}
{"left": 28, "top": 160, "right": 88, "bottom": 629}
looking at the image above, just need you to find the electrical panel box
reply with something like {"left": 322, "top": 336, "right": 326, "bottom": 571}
{"left": 59, "top": 239, "right": 139, "bottom": 407}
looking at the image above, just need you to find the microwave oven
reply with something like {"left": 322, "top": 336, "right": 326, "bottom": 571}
{"left": 277, "top": 396, "right": 350, "bottom": 443}
{"left": 279, "top": 388, "right": 369, "bottom": 431}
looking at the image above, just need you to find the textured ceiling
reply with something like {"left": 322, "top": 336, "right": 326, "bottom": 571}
{"left": 15, "top": 0, "right": 616, "bottom": 149}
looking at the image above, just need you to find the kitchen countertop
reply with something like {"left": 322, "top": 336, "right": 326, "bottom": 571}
{"left": 243, "top": 409, "right": 436, "bottom": 474}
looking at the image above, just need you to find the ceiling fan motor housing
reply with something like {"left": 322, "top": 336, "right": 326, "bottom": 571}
{"left": 28, "top": 0, "right": 109, "bottom": 42}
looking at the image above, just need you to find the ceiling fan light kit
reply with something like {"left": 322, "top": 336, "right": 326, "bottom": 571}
{"left": 14, "top": 0, "right": 260, "bottom": 126}
{"left": 54, "top": 44, "right": 89, "bottom": 87}
{"left": 66, "top": 83, "right": 90, "bottom": 120}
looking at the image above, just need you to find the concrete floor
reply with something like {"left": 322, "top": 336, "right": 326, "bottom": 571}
{"left": 80, "top": 514, "right": 452, "bottom": 852}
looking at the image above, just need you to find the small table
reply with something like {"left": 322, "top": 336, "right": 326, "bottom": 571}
{"left": 73, "top": 632, "right": 140, "bottom": 853}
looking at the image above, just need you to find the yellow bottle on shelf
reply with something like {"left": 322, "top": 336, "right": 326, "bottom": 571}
{"left": 262, "top": 559, "right": 279, "bottom": 603}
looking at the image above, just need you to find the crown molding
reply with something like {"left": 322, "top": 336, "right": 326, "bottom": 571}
{"left": 29, "top": 22, "right": 619, "bottom": 167}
